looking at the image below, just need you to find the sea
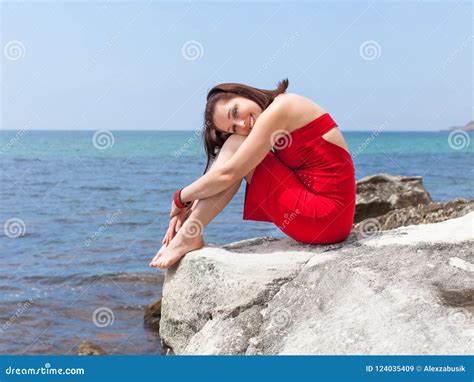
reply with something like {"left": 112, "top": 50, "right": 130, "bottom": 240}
{"left": 0, "top": 129, "right": 472, "bottom": 354}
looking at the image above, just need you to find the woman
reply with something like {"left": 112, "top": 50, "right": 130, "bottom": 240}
{"left": 149, "top": 79, "right": 356, "bottom": 269}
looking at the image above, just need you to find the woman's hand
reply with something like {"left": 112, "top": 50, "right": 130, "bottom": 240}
{"left": 162, "top": 206, "right": 192, "bottom": 246}
{"left": 169, "top": 198, "right": 183, "bottom": 219}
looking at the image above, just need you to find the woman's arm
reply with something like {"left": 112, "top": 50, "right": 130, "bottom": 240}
{"left": 179, "top": 99, "right": 289, "bottom": 204}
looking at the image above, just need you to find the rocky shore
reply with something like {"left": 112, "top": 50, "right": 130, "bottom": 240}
{"left": 147, "top": 173, "right": 473, "bottom": 355}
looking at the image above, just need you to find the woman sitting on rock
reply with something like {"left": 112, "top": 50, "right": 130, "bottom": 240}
{"left": 150, "top": 79, "right": 356, "bottom": 269}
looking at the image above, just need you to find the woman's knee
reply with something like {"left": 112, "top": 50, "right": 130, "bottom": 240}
{"left": 215, "top": 134, "right": 246, "bottom": 164}
{"left": 221, "top": 134, "right": 246, "bottom": 154}
{"left": 216, "top": 135, "right": 254, "bottom": 182}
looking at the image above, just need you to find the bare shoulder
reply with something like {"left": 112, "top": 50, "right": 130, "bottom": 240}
{"left": 273, "top": 92, "right": 325, "bottom": 110}
{"left": 272, "top": 93, "right": 327, "bottom": 131}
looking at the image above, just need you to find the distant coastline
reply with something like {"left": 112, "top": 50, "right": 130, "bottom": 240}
{"left": 441, "top": 120, "right": 474, "bottom": 132}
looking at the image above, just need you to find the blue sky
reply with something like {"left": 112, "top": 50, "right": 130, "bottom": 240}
{"left": 1, "top": 0, "right": 472, "bottom": 131}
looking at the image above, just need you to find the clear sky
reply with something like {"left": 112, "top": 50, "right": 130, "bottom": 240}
{"left": 1, "top": 0, "right": 472, "bottom": 131}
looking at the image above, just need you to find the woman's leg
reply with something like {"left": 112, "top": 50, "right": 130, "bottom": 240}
{"left": 150, "top": 134, "right": 253, "bottom": 269}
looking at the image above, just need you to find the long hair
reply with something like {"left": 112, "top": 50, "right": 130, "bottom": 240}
{"left": 201, "top": 78, "right": 289, "bottom": 175}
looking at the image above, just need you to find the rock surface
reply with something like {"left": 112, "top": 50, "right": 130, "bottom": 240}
{"left": 355, "top": 173, "right": 433, "bottom": 223}
{"left": 157, "top": 173, "right": 473, "bottom": 354}
{"left": 144, "top": 298, "right": 162, "bottom": 331}
{"left": 354, "top": 198, "right": 474, "bottom": 232}
{"left": 77, "top": 341, "right": 107, "bottom": 355}
{"left": 159, "top": 212, "right": 474, "bottom": 355}
{"left": 447, "top": 120, "right": 474, "bottom": 132}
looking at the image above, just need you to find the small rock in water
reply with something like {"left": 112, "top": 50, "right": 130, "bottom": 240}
{"left": 144, "top": 298, "right": 162, "bottom": 331}
{"left": 77, "top": 341, "right": 107, "bottom": 355}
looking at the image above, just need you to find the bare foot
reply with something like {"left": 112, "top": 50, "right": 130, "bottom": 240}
{"left": 149, "top": 243, "right": 167, "bottom": 267}
{"left": 155, "top": 235, "right": 204, "bottom": 269}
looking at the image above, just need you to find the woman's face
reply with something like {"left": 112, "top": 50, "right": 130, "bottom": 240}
{"left": 213, "top": 96, "right": 263, "bottom": 136}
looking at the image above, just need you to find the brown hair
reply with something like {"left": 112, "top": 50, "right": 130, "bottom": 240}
{"left": 201, "top": 78, "right": 289, "bottom": 175}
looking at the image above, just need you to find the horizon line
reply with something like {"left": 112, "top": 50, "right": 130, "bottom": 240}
{"left": 0, "top": 129, "right": 463, "bottom": 133}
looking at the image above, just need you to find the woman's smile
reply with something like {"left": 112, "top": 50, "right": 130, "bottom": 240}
{"left": 249, "top": 114, "right": 255, "bottom": 130}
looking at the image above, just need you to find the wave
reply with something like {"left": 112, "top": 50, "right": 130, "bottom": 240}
{"left": 19, "top": 272, "right": 164, "bottom": 287}
{"left": 78, "top": 186, "right": 121, "bottom": 191}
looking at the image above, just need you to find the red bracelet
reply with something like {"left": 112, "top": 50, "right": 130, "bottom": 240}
{"left": 173, "top": 189, "right": 192, "bottom": 209}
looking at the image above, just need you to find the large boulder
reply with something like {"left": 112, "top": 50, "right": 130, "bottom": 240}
{"left": 354, "top": 198, "right": 474, "bottom": 232}
{"left": 355, "top": 173, "right": 433, "bottom": 223}
{"left": 159, "top": 212, "right": 474, "bottom": 355}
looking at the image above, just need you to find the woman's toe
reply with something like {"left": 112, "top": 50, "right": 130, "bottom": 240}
{"left": 157, "top": 258, "right": 169, "bottom": 269}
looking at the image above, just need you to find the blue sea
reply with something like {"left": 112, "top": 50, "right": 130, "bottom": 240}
{"left": 0, "top": 130, "right": 473, "bottom": 355}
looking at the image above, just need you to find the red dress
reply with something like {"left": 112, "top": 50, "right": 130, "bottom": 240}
{"left": 242, "top": 113, "right": 356, "bottom": 244}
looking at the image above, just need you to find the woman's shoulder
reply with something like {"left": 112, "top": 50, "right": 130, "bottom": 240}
{"left": 274, "top": 92, "right": 325, "bottom": 112}
{"left": 272, "top": 93, "right": 328, "bottom": 130}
